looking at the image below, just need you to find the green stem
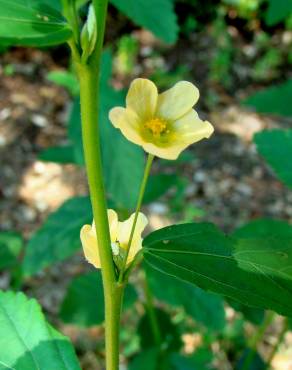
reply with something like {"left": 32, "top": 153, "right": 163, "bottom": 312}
{"left": 61, "top": 0, "right": 80, "bottom": 45}
{"left": 241, "top": 311, "right": 275, "bottom": 370}
{"left": 266, "top": 318, "right": 288, "bottom": 368}
{"left": 77, "top": 64, "right": 115, "bottom": 282}
{"left": 78, "top": 65, "right": 122, "bottom": 370}
{"left": 119, "top": 153, "right": 154, "bottom": 282}
{"left": 143, "top": 270, "right": 161, "bottom": 346}
{"left": 74, "top": 1, "right": 124, "bottom": 369}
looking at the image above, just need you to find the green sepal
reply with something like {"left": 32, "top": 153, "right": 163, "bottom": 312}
{"left": 80, "top": 4, "right": 97, "bottom": 63}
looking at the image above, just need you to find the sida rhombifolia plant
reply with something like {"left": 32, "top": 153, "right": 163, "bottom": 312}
{"left": 1, "top": 0, "right": 292, "bottom": 369}
{"left": 75, "top": 3, "right": 213, "bottom": 368}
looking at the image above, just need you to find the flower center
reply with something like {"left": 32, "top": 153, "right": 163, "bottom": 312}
{"left": 144, "top": 117, "right": 168, "bottom": 137}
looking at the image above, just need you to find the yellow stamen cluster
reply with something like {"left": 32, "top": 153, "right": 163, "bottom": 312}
{"left": 144, "top": 117, "right": 167, "bottom": 137}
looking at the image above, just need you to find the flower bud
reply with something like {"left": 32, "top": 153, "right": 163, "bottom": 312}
{"left": 80, "top": 4, "right": 97, "bottom": 63}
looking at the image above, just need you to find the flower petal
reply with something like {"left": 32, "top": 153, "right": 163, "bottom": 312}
{"left": 157, "top": 81, "right": 199, "bottom": 121}
{"left": 108, "top": 209, "right": 119, "bottom": 242}
{"left": 118, "top": 212, "right": 148, "bottom": 264}
{"left": 142, "top": 142, "right": 182, "bottom": 160}
{"left": 109, "top": 107, "right": 145, "bottom": 146}
{"left": 142, "top": 110, "right": 214, "bottom": 160}
{"left": 126, "top": 78, "right": 158, "bottom": 120}
{"left": 117, "top": 214, "right": 134, "bottom": 247}
{"left": 172, "top": 109, "right": 214, "bottom": 141}
{"left": 80, "top": 224, "right": 101, "bottom": 268}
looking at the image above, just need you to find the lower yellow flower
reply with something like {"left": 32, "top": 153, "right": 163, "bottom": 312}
{"left": 80, "top": 209, "right": 148, "bottom": 269}
{"left": 109, "top": 78, "right": 214, "bottom": 160}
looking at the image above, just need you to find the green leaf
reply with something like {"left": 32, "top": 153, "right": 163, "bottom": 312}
{"left": 233, "top": 218, "right": 292, "bottom": 238}
{"left": 230, "top": 217, "right": 292, "bottom": 324}
{"left": 23, "top": 196, "right": 92, "bottom": 277}
{"left": 38, "top": 145, "right": 76, "bottom": 164}
{"left": 47, "top": 71, "right": 79, "bottom": 96}
{"left": 110, "top": 0, "right": 178, "bottom": 43}
{"left": 0, "top": 0, "right": 72, "bottom": 47}
{"left": 0, "top": 290, "right": 80, "bottom": 370}
{"left": 0, "top": 232, "right": 23, "bottom": 270}
{"left": 254, "top": 129, "right": 292, "bottom": 188}
{"left": 29, "top": 0, "right": 62, "bottom": 11}
{"left": 144, "top": 174, "right": 179, "bottom": 204}
{"left": 143, "top": 222, "right": 292, "bottom": 317}
{"left": 145, "top": 265, "right": 225, "bottom": 331}
{"left": 265, "top": 0, "right": 292, "bottom": 26}
{"left": 60, "top": 271, "right": 137, "bottom": 327}
{"left": 243, "top": 80, "right": 292, "bottom": 117}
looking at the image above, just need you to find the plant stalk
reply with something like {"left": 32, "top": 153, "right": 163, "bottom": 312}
{"left": 74, "top": 1, "right": 124, "bottom": 369}
{"left": 119, "top": 153, "right": 154, "bottom": 282}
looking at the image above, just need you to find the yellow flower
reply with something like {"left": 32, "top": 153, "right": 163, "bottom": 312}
{"left": 80, "top": 209, "right": 148, "bottom": 269}
{"left": 109, "top": 79, "right": 214, "bottom": 160}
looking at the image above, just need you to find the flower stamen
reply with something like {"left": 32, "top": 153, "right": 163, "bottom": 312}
{"left": 144, "top": 117, "right": 167, "bottom": 137}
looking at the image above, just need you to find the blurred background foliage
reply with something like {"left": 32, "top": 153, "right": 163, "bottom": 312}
{"left": 0, "top": 0, "right": 292, "bottom": 369}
